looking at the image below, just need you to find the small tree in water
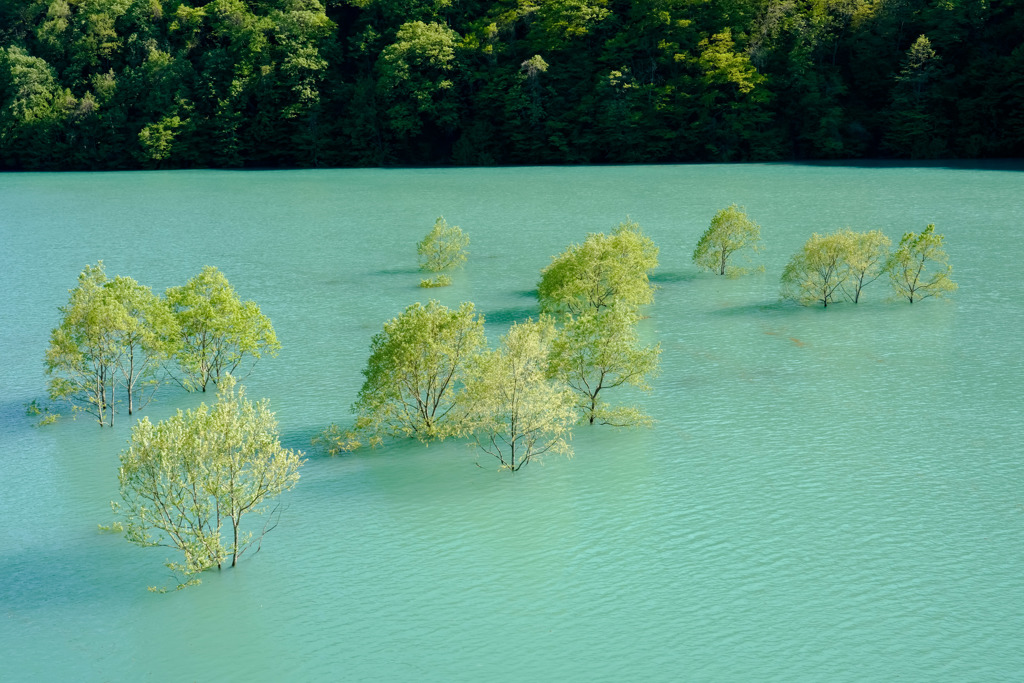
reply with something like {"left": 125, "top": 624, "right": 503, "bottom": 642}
{"left": 547, "top": 307, "right": 661, "bottom": 426}
{"left": 45, "top": 262, "right": 178, "bottom": 426}
{"left": 537, "top": 219, "right": 658, "bottom": 317}
{"left": 692, "top": 205, "right": 763, "bottom": 276}
{"left": 887, "top": 224, "right": 957, "bottom": 303}
{"left": 418, "top": 217, "right": 469, "bottom": 287}
{"left": 165, "top": 266, "right": 280, "bottom": 392}
{"left": 318, "top": 300, "right": 486, "bottom": 453}
{"left": 116, "top": 376, "right": 303, "bottom": 589}
{"left": 462, "top": 318, "right": 575, "bottom": 471}
{"left": 780, "top": 231, "right": 853, "bottom": 307}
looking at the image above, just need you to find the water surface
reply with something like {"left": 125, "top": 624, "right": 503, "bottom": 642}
{"left": 1, "top": 162, "right": 1022, "bottom": 680}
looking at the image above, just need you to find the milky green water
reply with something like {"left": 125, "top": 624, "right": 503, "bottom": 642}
{"left": 1, "top": 163, "right": 1022, "bottom": 681}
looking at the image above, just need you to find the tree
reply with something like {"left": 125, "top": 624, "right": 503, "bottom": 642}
{"left": 537, "top": 219, "right": 659, "bottom": 317}
{"left": 116, "top": 376, "right": 303, "bottom": 588}
{"left": 462, "top": 318, "right": 575, "bottom": 471}
{"left": 44, "top": 262, "right": 121, "bottom": 426}
{"left": 887, "top": 224, "right": 957, "bottom": 302}
{"left": 692, "top": 204, "right": 763, "bottom": 275}
{"left": 376, "top": 21, "right": 461, "bottom": 141}
{"left": 547, "top": 307, "right": 661, "bottom": 425}
{"left": 417, "top": 216, "right": 469, "bottom": 287}
{"left": 338, "top": 300, "right": 486, "bottom": 449}
{"left": 885, "top": 35, "right": 950, "bottom": 158}
{"left": 44, "top": 263, "right": 177, "bottom": 426}
{"left": 108, "top": 274, "right": 179, "bottom": 415}
{"left": 780, "top": 231, "right": 853, "bottom": 307}
{"left": 165, "top": 266, "right": 280, "bottom": 392}
{"left": 841, "top": 229, "right": 891, "bottom": 303}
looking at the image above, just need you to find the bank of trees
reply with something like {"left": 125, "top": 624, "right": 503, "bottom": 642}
{"left": 2, "top": 0, "right": 1022, "bottom": 170}
{"left": 44, "top": 263, "right": 277, "bottom": 425}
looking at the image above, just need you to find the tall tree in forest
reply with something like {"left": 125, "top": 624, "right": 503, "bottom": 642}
{"left": 885, "top": 35, "right": 949, "bottom": 158}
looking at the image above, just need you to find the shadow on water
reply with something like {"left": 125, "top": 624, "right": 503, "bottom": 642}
{"left": 650, "top": 271, "right": 698, "bottom": 285}
{"left": 707, "top": 300, "right": 792, "bottom": 316}
{"left": 515, "top": 289, "right": 539, "bottom": 299}
{"left": 482, "top": 305, "right": 541, "bottom": 325}
{"left": 372, "top": 267, "right": 421, "bottom": 276}
{"left": 0, "top": 542, "right": 145, "bottom": 609}
{"left": 795, "top": 158, "right": 1024, "bottom": 173}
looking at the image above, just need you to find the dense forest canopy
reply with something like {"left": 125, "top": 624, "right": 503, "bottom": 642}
{"left": 1, "top": 0, "right": 1021, "bottom": 169}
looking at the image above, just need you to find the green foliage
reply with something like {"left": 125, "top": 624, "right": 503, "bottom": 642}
{"left": 538, "top": 219, "right": 659, "bottom": 318}
{"left": 1, "top": 0, "right": 1022, "bottom": 167}
{"left": 781, "top": 228, "right": 894, "bottom": 306}
{"left": 137, "top": 115, "right": 183, "bottom": 166}
{"left": 885, "top": 36, "right": 949, "bottom": 158}
{"left": 116, "top": 376, "right": 303, "bottom": 588}
{"left": 345, "top": 300, "right": 486, "bottom": 448}
{"left": 376, "top": 21, "right": 461, "bottom": 138}
{"left": 548, "top": 307, "right": 661, "bottom": 426}
{"left": 887, "top": 224, "right": 957, "bottom": 303}
{"left": 419, "top": 274, "right": 453, "bottom": 288}
{"left": 26, "top": 399, "right": 60, "bottom": 426}
{"left": 165, "top": 266, "right": 280, "bottom": 392}
{"left": 692, "top": 205, "right": 763, "bottom": 276}
{"left": 44, "top": 262, "right": 177, "bottom": 426}
{"left": 462, "top": 318, "right": 575, "bottom": 471}
{"left": 780, "top": 231, "right": 853, "bottom": 307}
{"left": 417, "top": 217, "right": 469, "bottom": 273}
{"left": 841, "top": 229, "right": 891, "bottom": 303}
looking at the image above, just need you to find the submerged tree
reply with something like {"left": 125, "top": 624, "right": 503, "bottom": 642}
{"left": 840, "top": 229, "right": 891, "bottom": 303}
{"left": 418, "top": 216, "right": 469, "bottom": 272}
{"left": 45, "top": 263, "right": 177, "bottom": 426}
{"left": 538, "top": 219, "right": 659, "bottom": 317}
{"left": 887, "top": 224, "right": 957, "bottom": 302}
{"left": 45, "top": 263, "right": 121, "bottom": 426}
{"left": 333, "top": 300, "right": 486, "bottom": 450}
{"left": 547, "top": 307, "right": 661, "bottom": 426}
{"left": 780, "top": 232, "right": 852, "bottom": 307}
{"left": 106, "top": 275, "right": 179, "bottom": 415}
{"left": 692, "top": 204, "right": 764, "bottom": 276}
{"left": 116, "top": 376, "right": 303, "bottom": 588}
{"left": 165, "top": 266, "right": 280, "bottom": 392}
{"left": 462, "top": 318, "right": 575, "bottom": 471}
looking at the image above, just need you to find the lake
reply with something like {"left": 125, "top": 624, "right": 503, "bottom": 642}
{"left": 2, "top": 162, "right": 1022, "bottom": 680}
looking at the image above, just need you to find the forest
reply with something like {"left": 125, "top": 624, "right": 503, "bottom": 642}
{"left": 1, "top": 0, "right": 1022, "bottom": 170}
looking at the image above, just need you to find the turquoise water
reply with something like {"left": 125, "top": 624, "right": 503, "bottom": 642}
{"left": 2, "top": 163, "right": 1023, "bottom": 680}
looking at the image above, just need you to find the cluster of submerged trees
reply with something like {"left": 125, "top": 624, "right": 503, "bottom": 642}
{"left": 41, "top": 209, "right": 955, "bottom": 587}
{"left": 318, "top": 218, "right": 662, "bottom": 471}
{"left": 691, "top": 205, "right": 957, "bottom": 306}
{"left": 44, "top": 262, "right": 279, "bottom": 426}
{"left": 43, "top": 262, "right": 294, "bottom": 589}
